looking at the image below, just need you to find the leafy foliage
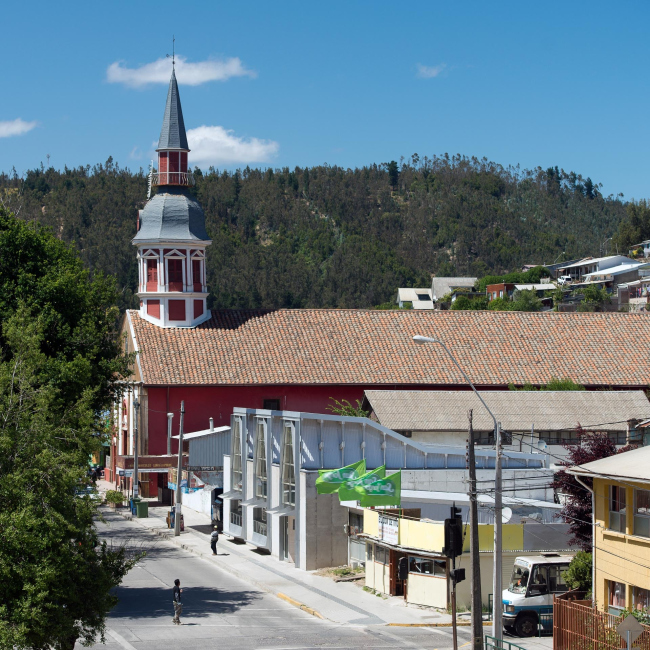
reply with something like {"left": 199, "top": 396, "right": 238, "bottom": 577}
{"left": 563, "top": 551, "right": 592, "bottom": 594}
{"left": 0, "top": 155, "right": 629, "bottom": 310}
{"left": 577, "top": 285, "right": 611, "bottom": 312}
{"left": 0, "top": 210, "right": 136, "bottom": 649}
{"left": 509, "top": 378, "right": 585, "bottom": 391}
{"left": 326, "top": 398, "right": 369, "bottom": 418}
{"left": 551, "top": 431, "right": 620, "bottom": 550}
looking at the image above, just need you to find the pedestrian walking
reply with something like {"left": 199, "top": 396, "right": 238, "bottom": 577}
{"left": 210, "top": 526, "right": 219, "bottom": 555}
{"left": 172, "top": 578, "right": 183, "bottom": 625}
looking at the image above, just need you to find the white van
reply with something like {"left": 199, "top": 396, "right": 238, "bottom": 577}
{"left": 557, "top": 276, "right": 572, "bottom": 286}
{"left": 502, "top": 554, "right": 573, "bottom": 637}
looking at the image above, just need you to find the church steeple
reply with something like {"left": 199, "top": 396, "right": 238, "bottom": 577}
{"left": 158, "top": 69, "right": 189, "bottom": 151}
{"left": 132, "top": 67, "right": 211, "bottom": 329}
{"left": 154, "top": 69, "right": 192, "bottom": 188}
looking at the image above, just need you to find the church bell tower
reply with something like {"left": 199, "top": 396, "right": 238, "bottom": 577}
{"left": 133, "top": 67, "right": 211, "bottom": 328}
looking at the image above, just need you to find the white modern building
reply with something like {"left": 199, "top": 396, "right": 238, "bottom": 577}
{"left": 221, "top": 408, "right": 551, "bottom": 571}
{"left": 395, "top": 287, "right": 433, "bottom": 309}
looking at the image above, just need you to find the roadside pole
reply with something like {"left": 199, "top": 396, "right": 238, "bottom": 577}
{"left": 174, "top": 401, "right": 185, "bottom": 536}
{"left": 167, "top": 412, "right": 173, "bottom": 456}
{"left": 468, "top": 409, "right": 483, "bottom": 650}
{"left": 133, "top": 396, "right": 140, "bottom": 499}
{"left": 451, "top": 552, "right": 458, "bottom": 650}
{"left": 492, "top": 421, "right": 503, "bottom": 638}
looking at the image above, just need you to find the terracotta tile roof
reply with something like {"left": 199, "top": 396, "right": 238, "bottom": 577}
{"left": 127, "top": 309, "right": 650, "bottom": 387}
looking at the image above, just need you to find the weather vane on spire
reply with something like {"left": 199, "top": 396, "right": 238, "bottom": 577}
{"left": 166, "top": 35, "right": 175, "bottom": 68}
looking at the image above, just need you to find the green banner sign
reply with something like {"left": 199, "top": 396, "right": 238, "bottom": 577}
{"left": 315, "top": 459, "right": 366, "bottom": 494}
{"left": 338, "top": 466, "right": 386, "bottom": 502}
{"left": 354, "top": 470, "right": 401, "bottom": 506}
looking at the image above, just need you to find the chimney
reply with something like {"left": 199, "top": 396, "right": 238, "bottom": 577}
{"left": 209, "top": 417, "right": 214, "bottom": 432}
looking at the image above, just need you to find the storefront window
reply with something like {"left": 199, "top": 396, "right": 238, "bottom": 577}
{"left": 281, "top": 422, "right": 295, "bottom": 507}
{"left": 408, "top": 557, "right": 446, "bottom": 576}
{"left": 375, "top": 546, "right": 388, "bottom": 565}
{"left": 608, "top": 580, "right": 626, "bottom": 610}
{"left": 609, "top": 485, "right": 627, "bottom": 533}
{"left": 634, "top": 489, "right": 650, "bottom": 538}
{"left": 232, "top": 418, "right": 242, "bottom": 492}
{"left": 255, "top": 419, "right": 267, "bottom": 499}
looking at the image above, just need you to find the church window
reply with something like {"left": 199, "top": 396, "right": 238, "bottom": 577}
{"left": 168, "top": 259, "right": 183, "bottom": 292}
{"left": 193, "top": 300, "right": 203, "bottom": 319}
{"left": 147, "top": 300, "right": 160, "bottom": 318}
{"left": 146, "top": 259, "right": 158, "bottom": 291}
{"left": 192, "top": 259, "right": 202, "bottom": 292}
{"left": 168, "top": 300, "right": 186, "bottom": 321}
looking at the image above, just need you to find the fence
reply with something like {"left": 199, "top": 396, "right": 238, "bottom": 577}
{"left": 484, "top": 636, "right": 526, "bottom": 650}
{"left": 554, "top": 594, "right": 650, "bottom": 649}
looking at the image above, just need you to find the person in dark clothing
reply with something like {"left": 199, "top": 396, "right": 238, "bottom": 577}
{"left": 210, "top": 526, "right": 219, "bottom": 555}
{"left": 172, "top": 579, "right": 183, "bottom": 625}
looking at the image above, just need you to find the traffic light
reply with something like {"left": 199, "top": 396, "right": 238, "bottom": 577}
{"left": 443, "top": 504, "right": 464, "bottom": 558}
{"left": 450, "top": 568, "right": 466, "bottom": 585}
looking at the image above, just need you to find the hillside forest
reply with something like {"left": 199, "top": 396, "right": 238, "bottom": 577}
{"left": 1, "top": 154, "right": 646, "bottom": 311}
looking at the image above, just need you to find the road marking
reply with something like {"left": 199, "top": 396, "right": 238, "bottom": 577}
{"left": 107, "top": 629, "right": 138, "bottom": 650}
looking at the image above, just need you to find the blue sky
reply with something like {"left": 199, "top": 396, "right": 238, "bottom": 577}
{"left": 1, "top": 1, "right": 649, "bottom": 199}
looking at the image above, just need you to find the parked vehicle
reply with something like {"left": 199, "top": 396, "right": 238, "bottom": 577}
{"left": 557, "top": 276, "right": 572, "bottom": 286}
{"left": 502, "top": 554, "right": 573, "bottom": 637}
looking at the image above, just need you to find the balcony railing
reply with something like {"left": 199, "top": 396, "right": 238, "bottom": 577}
{"left": 253, "top": 520, "right": 267, "bottom": 536}
{"left": 152, "top": 171, "right": 195, "bottom": 187}
{"left": 230, "top": 512, "right": 242, "bottom": 527}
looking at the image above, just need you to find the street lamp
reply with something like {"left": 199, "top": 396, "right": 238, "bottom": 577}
{"left": 413, "top": 335, "right": 504, "bottom": 642}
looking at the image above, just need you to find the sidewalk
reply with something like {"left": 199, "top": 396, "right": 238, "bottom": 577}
{"left": 101, "top": 492, "right": 455, "bottom": 626}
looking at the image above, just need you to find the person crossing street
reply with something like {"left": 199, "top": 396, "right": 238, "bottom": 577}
{"left": 172, "top": 579, "right": 183, "bottom": 625}
{"left": 210, "top": 526, "right": 219, "bottom": 555}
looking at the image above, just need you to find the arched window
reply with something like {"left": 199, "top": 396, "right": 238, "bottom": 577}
{"left": 255, "top": 419, "right": 267, "bottom": 499}
{"left": 168, "top": 259, "right": 183, "bottom": 292}
{"left": 281, "top": 422, "right": 295, "bottom": 507}
{"left": 232, "top": 418, "right": 242, "bottom": 492}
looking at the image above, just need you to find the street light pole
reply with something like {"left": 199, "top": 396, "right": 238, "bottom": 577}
{"left": 174, "top": 401, "right": 185, "bottom": 537}
{"left": 133, "top": 396, "right": 140, "bottom": 500}
{"left": 413, "top": 335, "right": 503, "bottom": 640}
{"left": 167, "top": 412, "right": 174, "bottom": 456}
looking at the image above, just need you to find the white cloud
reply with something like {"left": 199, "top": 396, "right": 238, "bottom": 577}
{"left": 187, "top": 125, "right": 279, "bottom": 166}
{"left": 129, "top": 146, "right": 142, "bottom": 160}
{"left": 0, "top": 118, "right": 37, "bottom": 138}
{"left": 107, "top": 56, "right": 256, "bottom": 88}
{"left": 416, "top": 63, "right": 447, "bottom": 79}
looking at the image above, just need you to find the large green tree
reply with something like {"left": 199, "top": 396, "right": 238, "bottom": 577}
{"left": 0, "top": 208, "right": 135, "bottom": 649}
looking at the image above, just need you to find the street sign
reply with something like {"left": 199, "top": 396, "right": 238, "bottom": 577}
{"left": 117, "top": 469, "right": 133, "bottom": 477}
{"left": 617, "top": 614, "right": 644, "bottom": 647}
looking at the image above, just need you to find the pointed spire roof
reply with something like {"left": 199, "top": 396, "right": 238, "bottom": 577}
{"left": 158, "top": 69, "right": 189, "bottom": 150}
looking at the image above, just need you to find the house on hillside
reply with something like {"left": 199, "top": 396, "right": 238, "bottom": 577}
{"left": 362, "top": 390, "right": 650, "bottom": 459}
{"left": 619, "top": 278, "right": 650, "bottom": 312}
{"left": 567, "top": 446, "right": 650, "bottom": 615}
{"left": 582, "top": 262, "right": 650, "bottom": 292}
{"left": 557, "top": 255, "right": 636, "bottom": 283}
{"left": 430, "top": 276, "right": 477, "bottom": 302}
{"left": 395, "top": 287, "right": 433, "bottom": 309}
{"left": 629, "top": 240, "right": 650, "bottom": 259}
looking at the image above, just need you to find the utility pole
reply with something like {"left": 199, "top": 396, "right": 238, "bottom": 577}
{"left": 174, "top": 401, "right": 185, "bottom": 536}
{"left": 492, "top": 421, "right": 503, "bottom": 639}
{"left": 468, "top": 410, "right": 483, "bottom": 650}
{"left": 133, "top": 396, "right": 140, "bottom": 499}
{"left": 167, "top": 412, "right": 174, "bottom": 456}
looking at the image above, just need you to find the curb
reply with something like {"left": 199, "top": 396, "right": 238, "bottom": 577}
{"left": 111, "top": 509, "right": 329, "bottom": 621}
{"left": 387, "top": 621, "right": 492, "bottom": 627}
{"left": 277, "top": 593, "right": 325, "bottom": 619}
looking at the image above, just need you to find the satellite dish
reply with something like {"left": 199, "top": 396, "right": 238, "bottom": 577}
{"left": 502, "top": 507, "right": 513, "bottom": 524}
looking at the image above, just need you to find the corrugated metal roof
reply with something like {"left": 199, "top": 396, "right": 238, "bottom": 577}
{"left": 364, "top": 390, "right": 650, "bottom": 432}
{"left": 568, "top": 445, "right": 650, "bottom": 482}
{"left": 158, "top": 69, "right": 188, "bottom": 150}
{"left": 513, "top": 284, "right": 556, "bottom": 291}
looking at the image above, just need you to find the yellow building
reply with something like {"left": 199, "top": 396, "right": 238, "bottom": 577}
{"left": 362, "top": 509, "right": 573, "bottom": 609}
{"left": 568, "top": 445, "right": 650, "bottom": 614}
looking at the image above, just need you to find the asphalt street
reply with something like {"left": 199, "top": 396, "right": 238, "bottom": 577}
{"left": 86, "top": 513, "right": 477, "bottom": 650}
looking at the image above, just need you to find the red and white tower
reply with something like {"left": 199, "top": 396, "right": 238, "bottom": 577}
{"left": 133, "top": 68, "right": 211, "bottom": 328}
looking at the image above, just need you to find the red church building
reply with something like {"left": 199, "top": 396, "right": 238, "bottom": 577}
{"left": 111, "top": 67, "right": 650, "bottom": 497}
